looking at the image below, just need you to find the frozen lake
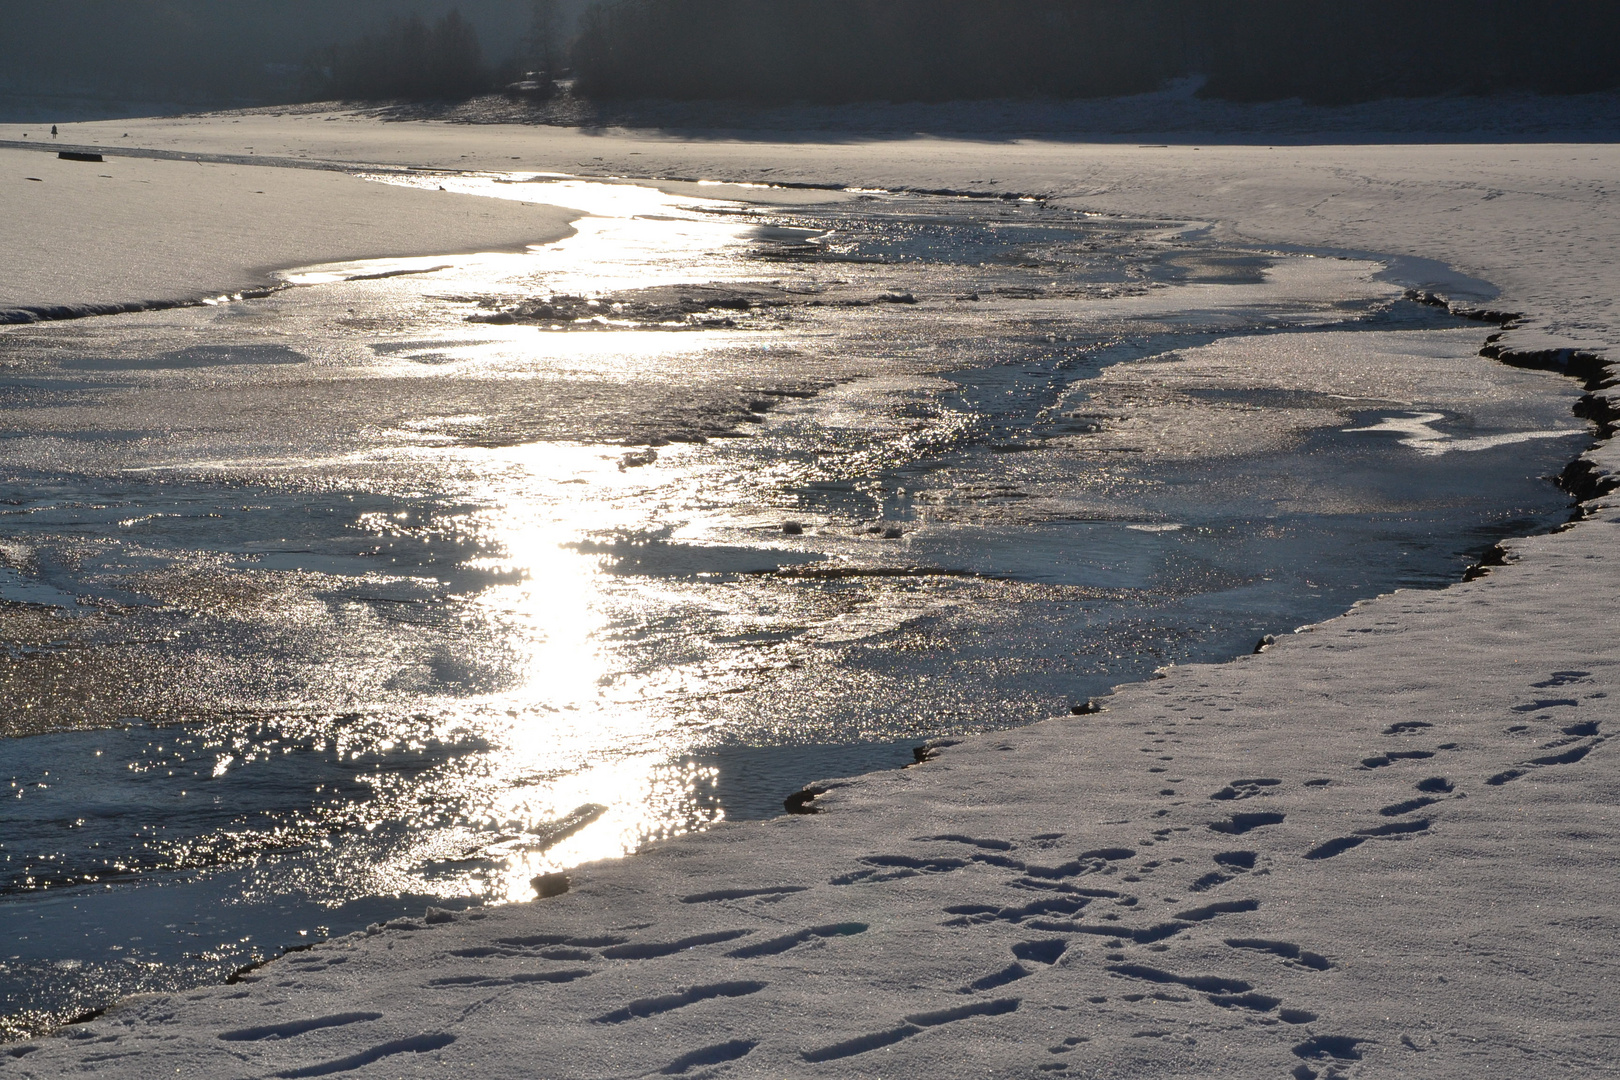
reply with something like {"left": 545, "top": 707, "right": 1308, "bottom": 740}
{"left": 0, "top": 175, "right": 1587, "bottom": 1038}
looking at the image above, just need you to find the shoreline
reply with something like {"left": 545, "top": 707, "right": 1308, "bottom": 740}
{"left": 12, "top": 83, "right": 1620, "bottom": 143}
{"left": 0, "top": 281, "right": 290, "bottom": 327}
{"left": 0, "top": 142, "right": 579, "bottom": 321}
{"left": 3, "top": 115, "right": 1618, "bottom": 1076}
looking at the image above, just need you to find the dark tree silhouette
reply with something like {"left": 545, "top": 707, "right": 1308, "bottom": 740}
{"left": 1200, "top": 0, "right": 1620, "bottom": 102}
{"left": 571, "top": 0, "right": 1620, "bottom": 104}
{"left": 314, "top": 10, "right": 490, "bottom": 101}
{"left": 527, "top": 0, "right": 565, "bottom": 73}
{"left": 2, "top": 0, "right": 1615, "bottom": 110}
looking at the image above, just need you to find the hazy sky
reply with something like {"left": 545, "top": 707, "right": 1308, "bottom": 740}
{"left": 0, "top": 1, "right": 587, "bottom": 100}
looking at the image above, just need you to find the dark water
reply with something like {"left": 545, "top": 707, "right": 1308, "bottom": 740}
{"left": 0, "top": 176, "right": 1587, "bottom": 1037}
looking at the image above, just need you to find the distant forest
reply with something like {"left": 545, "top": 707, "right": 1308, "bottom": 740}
{"left": 573, "top": 0, "right": 1620, "bottom": 104}
{"left": 2, "top": 0, "right": 1618, "bottom": 109}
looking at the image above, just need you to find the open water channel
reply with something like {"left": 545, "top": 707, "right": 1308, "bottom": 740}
{"left": 0, "top": 174, "right": 1589, "bottom": 1036}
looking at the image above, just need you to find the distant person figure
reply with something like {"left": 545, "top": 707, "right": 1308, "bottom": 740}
{"left": 50, "top": 125, "right": 58, "bottom": 137}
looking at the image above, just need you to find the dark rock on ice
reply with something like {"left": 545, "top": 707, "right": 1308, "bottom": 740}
{"left": 532, "top": 872, "right": 571, "bottom": 898}
{"left": 784, "top": 786, "right": 828, "bottom": 814}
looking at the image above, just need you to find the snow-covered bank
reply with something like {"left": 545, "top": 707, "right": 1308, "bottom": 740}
{"left": 3, "top": 113, "right": 1618, "bottom": 1077}
{"left": 0, "top": 147, "right": 575, "bottom": 322}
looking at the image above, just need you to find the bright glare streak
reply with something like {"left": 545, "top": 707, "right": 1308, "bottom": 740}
{"left": 374, "top": 439, "right": 726, "bottom": 899}
{"left": 360, "top": 171, "right": 742, "bottom": 219}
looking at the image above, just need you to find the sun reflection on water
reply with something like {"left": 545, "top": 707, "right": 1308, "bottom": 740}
{"left": 377, "top": 438, "right": 734, "bottom": 901}
{"left": 335, "top": 172, "right": 764, "bottom": 298}
{"left": 243, "top": 175, "right": 813, "bottom": 902}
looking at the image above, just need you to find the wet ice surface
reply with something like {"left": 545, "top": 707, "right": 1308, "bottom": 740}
{"left": 0, "top": 176, "right": 1587, "bottom": 1037}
